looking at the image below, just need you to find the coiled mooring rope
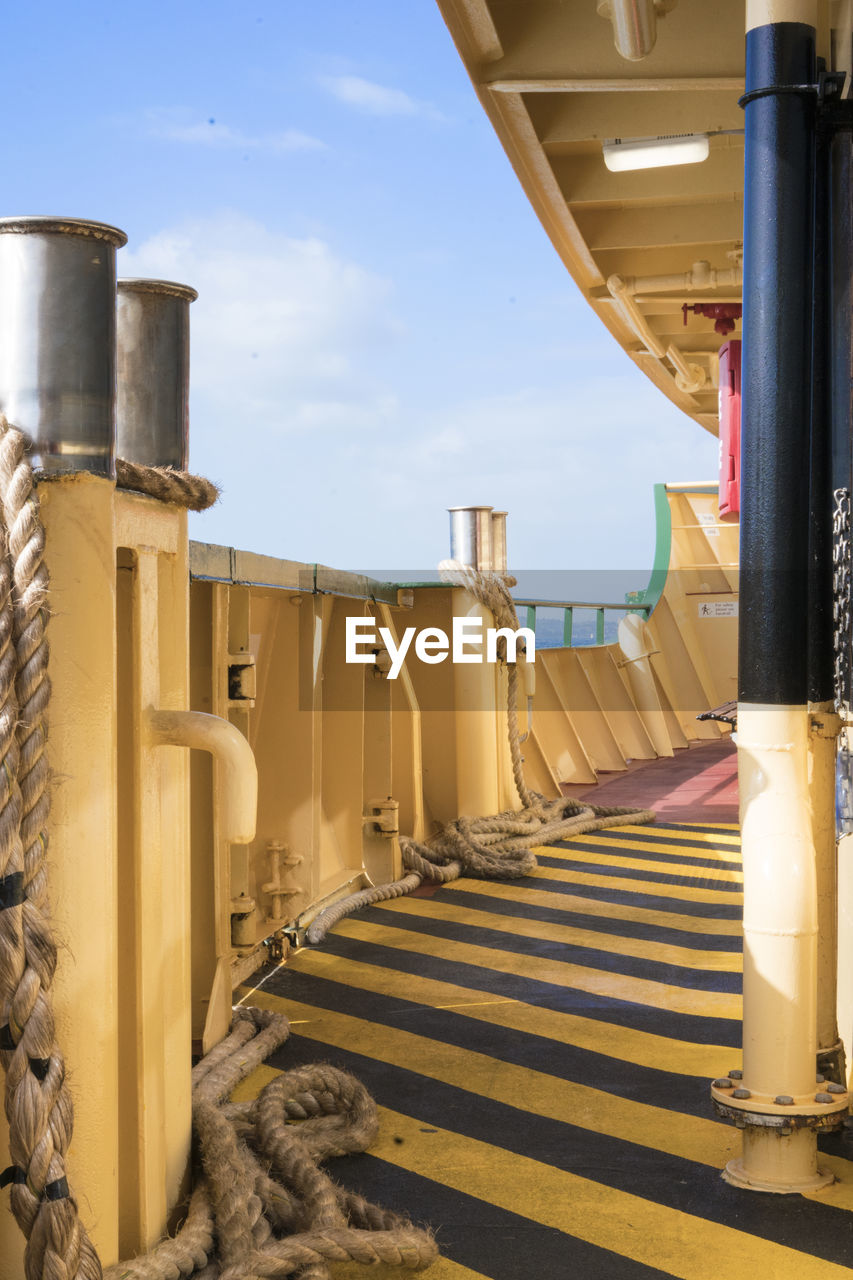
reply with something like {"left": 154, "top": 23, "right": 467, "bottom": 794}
{"left": 306, "top": 559, "right": 655, "bottom": 944}
{"left": 106, "top": 1006, "right": 437, "bottom": 1280}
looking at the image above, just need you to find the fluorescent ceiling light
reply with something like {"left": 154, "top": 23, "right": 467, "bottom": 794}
{"left": 603, "top": 134, "right": 710, "bottom": 172}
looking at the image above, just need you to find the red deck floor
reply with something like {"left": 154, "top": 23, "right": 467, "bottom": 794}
{"left": 563, "top": 734, "right": 739, "bottom": 824}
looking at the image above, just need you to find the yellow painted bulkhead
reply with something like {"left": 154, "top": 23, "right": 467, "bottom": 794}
{"left": 0, "top": 475, "right": 194, "bottom": 1269}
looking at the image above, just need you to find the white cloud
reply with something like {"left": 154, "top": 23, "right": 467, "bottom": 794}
{"left": 146, "top": 109, "right": 325, "bottom": 153}
{"left": 320, "top": 75, "right": 444, "bottom": 121}
{"left": 119, "top": 213, "right": 403, "bottom": 441}
{"left": 116, "top": 215, "right": 716, "bottom": 574}
{"left": 373, "top": 381, "right": 718, "bottom": 571}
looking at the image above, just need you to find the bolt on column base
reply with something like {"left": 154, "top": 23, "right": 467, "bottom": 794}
{"left": 711, "top": 1075, "right": 849, "bottom": 1130}
{"left": 711, "top": 1075, "right": 848, "bottom": 1193}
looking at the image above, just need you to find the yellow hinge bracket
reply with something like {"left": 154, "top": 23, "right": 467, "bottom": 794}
{"left": 810, "top": 711, "right": 842, "bottom": 738}
{"left": 616, "top": 648, "right": 660, "bottom": 669}
{"left": 228, "top": 652, "right": 257, "bottom": 704}
{"left": 363, "top": 798, "right": 399, "bottom": 836}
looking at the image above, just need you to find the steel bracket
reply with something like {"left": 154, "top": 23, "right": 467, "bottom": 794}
{"left": 228, "top": 653, "right": 257, "bottom": 704}
{"left": 738, "top": 70, "right": 853, "bottom": 133}
{"left": 810, "top": 710, "right": 842, "bottom": 738}
{"left": 616, "top": 648, "right": 660, "bottom": 669}
{"left": 817, "top": 70, "right": 853, "bottom": 133}
{"left": 817, "top": 1040, "right": 848, "bottom": 1086}
{"left": 363, "top": 798, "right": 399, "bottom": 836}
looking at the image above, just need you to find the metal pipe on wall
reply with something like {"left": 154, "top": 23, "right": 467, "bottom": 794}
{"left": 117, "top": 279, "right": 198, "bottom": 470}
{"left": 606, "top": 277, "right": 707, "bottom": 392}
{"left": 607, "top": 258, "right": 743, "bottom": 298}
{"left": 716, "top": 0, "right": 849, "bottom": 1192}
{"left": 596, "top": 0, "right": 657, "bottom": 61}
{"left": 0, "top": 217, "right": 127, "bottom": 476}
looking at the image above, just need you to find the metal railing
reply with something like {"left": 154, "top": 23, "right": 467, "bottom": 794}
{"left": 514, "top": 598, "right": 651, "bottom": 648}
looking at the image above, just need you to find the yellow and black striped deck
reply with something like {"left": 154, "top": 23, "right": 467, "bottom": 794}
{"left": 239, "top": 822, "right": 853, "bottom": 1279}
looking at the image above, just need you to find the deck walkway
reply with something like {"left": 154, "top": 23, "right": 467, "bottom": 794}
{"left": 238, "top": 745, "right": 853, "bottom": 1279}
{"left": 565, "top": 736, "right": 739, "bottom": 825}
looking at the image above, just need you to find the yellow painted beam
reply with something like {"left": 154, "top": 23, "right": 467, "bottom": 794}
{"left": 571, "top": 200, "right": 744, "bottom": 254}
{"left": 536, "top": 90, "right": 744, "bottom": 145}
{"left": 35, "top": 475, "right": 120, "bottom": 1269}
{"left": 553, "top": 145, "right": 744, "bottom": 207}
{"left": 487, "top": 76, "right": 744, "bottom": 93}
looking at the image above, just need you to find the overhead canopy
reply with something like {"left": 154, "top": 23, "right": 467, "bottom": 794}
{"left": 436, "top": 0, "right": 848, "bottom": 436}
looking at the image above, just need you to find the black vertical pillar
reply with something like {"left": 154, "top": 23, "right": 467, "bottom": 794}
{"left": 739, "top": 20, "right": 816, "bottom": 704}
{"left": 807, "top": 78, "right": 833, "bottom": 706}
{"left": 829, "top": 131, "right": 852, "bottom": 499}
{"left": 829, "top": 128, "right": 853, "bottom": 706}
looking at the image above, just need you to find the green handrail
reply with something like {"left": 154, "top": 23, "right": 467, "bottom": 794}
{"left": 514, "top": 598, "right": 650, "bottom": 648}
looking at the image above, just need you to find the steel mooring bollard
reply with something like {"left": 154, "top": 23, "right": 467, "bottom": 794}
{"left": 448, "top": 505, "right": 494, "bottom": 571}
{"left": 0, "top": 216, "right": 127, "bottom": 475}
{"left": 117, "top": 278, "right": 198, "bottom": 470}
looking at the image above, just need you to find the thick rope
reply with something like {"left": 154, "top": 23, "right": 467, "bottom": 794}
{"left": 0, "top": 418, "right": 101, "bottom": 1280}
{"left": 106, "top": 1007, "right": 438, "bottom": 1280}
{"left": 437, "top": 559, "right": 535, "bottom": 805}
{"left": 304, "top": 875, "right": 423, "bottom": 944}
{"left": 115, "top": 459, "right": 220, "bottom": 511}
{"left": 306, "top": 560, "right": 654, "bottom": 944}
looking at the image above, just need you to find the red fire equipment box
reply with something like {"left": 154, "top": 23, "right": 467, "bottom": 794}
{"left": 718, "top": 339, "right": 741, "bottom": 522}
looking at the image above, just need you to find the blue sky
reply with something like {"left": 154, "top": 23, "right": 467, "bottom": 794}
{"left": 5, "top": 0, "right": 717, "bottom": 579}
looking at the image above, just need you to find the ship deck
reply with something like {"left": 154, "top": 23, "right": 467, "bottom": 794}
{"left": 238, "top": 742, "right": 853, "bottom": 1279}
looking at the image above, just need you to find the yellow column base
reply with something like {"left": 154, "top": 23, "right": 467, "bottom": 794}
{"left": 724, "top": 1128, "right": 833, "bottom": 1194}
{"left": 730, "top": 703, "right": 841, "bottom": 1194}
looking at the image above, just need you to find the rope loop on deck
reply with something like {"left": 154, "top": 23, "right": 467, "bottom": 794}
{"left": 106, "top": 1006, "right": 437, "bottom": 1280}
{"left": 306, "top": 561, "right": 655, "bottom": 944}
